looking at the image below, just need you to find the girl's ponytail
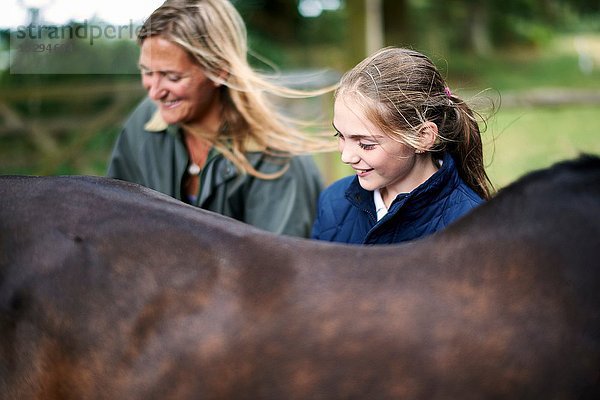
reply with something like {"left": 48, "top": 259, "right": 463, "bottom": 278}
{"left": 445, "top": 97, "right": 494, "bottom": 200}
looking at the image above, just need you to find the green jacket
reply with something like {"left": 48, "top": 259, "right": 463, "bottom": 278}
{"left": 107, "top": 98, "right": 323, "bottom": 238}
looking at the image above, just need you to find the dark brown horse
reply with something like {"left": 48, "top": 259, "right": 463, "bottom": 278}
{"left": 1, "top": 156, "right": 599, "bottom": 399}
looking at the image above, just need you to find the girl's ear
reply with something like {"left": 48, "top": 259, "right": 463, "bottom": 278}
{"left": 418, "top": 121, "right": 438, "bottom": 151}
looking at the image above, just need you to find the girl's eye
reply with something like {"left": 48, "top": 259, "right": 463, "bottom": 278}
{"left": 359, "top": 142, "right": 376, "bottom": 150}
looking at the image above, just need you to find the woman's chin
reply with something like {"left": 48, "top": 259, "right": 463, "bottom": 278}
{"left": 159, "top": 110, "right": 184, "bottom": 125}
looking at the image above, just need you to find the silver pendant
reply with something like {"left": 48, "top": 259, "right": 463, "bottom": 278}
{"left": 187, "top": 163, "right": 201, "bottom": 176}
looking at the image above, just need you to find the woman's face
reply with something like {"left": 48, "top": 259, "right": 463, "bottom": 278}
{"left": 333, "top": 95, "right": 424, "bottom": 196}
{"left": 139, "top": 36, "right": 222, "bottom": 130}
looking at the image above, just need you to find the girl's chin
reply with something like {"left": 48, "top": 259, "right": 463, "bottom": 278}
{"left": 357, "top": 177, "right": 380, "bottom": 192}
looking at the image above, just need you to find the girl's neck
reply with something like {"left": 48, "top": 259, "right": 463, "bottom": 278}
{"left": 381, "top": 154, "right": 439, "bottom": 208}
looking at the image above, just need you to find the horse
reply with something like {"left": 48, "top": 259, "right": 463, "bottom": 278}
{"left": 0, "top": 155, "right": 599, "bottom": 399}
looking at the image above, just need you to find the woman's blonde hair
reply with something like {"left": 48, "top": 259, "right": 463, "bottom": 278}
{"left": 336, "top": 47, "right": 494, "bottom": 200}
{"left": 138, "top": 0, "right": 336, "bottom": 178}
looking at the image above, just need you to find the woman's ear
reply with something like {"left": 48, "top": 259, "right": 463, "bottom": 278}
{"left": 213, "top": 69, "right": 230, "bottom": 87}
{"left": 418, "top": 121, "right": 438, "bottom": 151}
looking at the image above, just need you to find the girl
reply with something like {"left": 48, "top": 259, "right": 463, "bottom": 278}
{"left": 312, "top": 47, "right": 493, "bottom": 244}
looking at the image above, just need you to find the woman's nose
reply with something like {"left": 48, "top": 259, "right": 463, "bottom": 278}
{"left": 145, "top": 75, "right": 166, "bottom": 100}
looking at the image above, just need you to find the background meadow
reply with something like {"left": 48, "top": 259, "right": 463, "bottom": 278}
{"left": 1, "top": 0, "right": 599, "bottom": 191}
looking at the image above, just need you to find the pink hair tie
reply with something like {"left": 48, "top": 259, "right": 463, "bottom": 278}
{"left": 444, "top": 86, "right": 452, "bottom": 97}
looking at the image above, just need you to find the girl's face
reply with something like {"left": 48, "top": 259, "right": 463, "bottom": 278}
{"left": 333, "top": 95, "right": 430, "bottom": 198}
{"left": 139, "top": 36, "right": 222, "bottom": 131}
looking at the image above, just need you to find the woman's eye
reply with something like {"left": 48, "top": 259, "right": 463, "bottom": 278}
{"left": 167, "top": 74, "right": 181, "bottom": 82}
{"left": 334, "top": 131, "right": 343, "bottom": 140}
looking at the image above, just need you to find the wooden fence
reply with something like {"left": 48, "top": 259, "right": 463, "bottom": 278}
{"left": 0, "top": 81, "right": 145, "bottom": 174}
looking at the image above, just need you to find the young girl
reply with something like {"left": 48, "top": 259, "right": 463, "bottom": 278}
{"left": 312, "top": 47, "right": 493, "bottom": 244}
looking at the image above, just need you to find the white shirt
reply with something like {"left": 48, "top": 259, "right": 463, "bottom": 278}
{"left": 373, "top": 189, "right": 388, "bottom": 221}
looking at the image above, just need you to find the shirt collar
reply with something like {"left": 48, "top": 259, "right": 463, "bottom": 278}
{"left": 373, "top": 189, "right": 388, "bottom": 221}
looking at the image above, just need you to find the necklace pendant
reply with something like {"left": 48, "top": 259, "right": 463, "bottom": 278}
{"left": 187, "top": 162, "right": 201, "bottom": 176}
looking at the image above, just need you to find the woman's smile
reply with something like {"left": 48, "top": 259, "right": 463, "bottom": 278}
{"left": 160, "top": 98, "right": 182, "bottom": 109}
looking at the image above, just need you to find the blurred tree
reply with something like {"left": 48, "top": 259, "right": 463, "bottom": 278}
{"left": 235, "top": 0, "right": 302, "bottom": 43}
{"left": 232, "top": 0, "right": 345, "bottom": 69}
{"left": 370, "top": 0, "right": 600, "bottom": 57}
{"left": 345, "top": 0, "right": 367, "bottom": 66}
{"left": 383, "top": 0, "right": 410, "bottom": 47}
{"left": 575, "top": 0, "right": 600, "bottom": 13}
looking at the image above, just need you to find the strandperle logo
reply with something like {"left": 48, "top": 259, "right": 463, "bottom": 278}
{"left": 13, "top": 19, "right": 141, "bottom": 46}
{"left": 10, "top": 19, "right": 143, "bottom": 74}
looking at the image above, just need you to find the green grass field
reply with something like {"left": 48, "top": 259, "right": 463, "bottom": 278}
{"left": 485, "top": 105, "right": 600, "bottom": 189}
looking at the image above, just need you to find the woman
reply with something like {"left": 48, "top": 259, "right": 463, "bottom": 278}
{"left": 108, "top": 0, "right": 334, "bottom": 238}
{"left": 312, "top": 47, "right": 494, "bottom": 244}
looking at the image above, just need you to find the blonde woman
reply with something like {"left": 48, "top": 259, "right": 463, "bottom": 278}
{"left": 108, "top": 0, "right": 334, "bottom": 237}
{"left": 313, "top": 47, "right": 494, "bottom": 244}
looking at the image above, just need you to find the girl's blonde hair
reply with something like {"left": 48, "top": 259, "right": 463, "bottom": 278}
{"left": 336, "top": 47, "right": 494, "bottom": 200}
{"left": 138, "top": 0, "right": 336, "bottom": 178}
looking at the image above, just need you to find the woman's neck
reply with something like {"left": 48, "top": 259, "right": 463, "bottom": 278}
{"left": 182, "top": 120, "right": 220, "bottom": 142}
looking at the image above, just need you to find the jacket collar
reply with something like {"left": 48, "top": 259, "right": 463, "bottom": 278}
{"left": 345, "top": 178, "right": 378, "bottom": 222}
{"left": 403, "top": 152, "right": 460, "bottom": 209}
{"left": 144, "top": 110, "right": 169, "bottom": 132}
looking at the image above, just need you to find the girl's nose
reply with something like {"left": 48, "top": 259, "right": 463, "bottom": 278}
{"left": 340, "top": 142, "right": 360, "bottom": 165}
